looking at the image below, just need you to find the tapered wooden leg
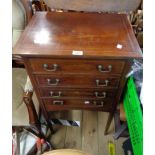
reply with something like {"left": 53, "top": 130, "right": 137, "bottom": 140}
{"left": 23, "top": 91, "right": 39, "bottom": 125}
{"left": 23, "top": 91, "right": 44, "bottom": 137}
{"left": 104, "top": 112, "right": 113, "bottom": 135}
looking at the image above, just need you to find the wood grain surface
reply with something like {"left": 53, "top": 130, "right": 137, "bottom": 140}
{"left": 13, "top": 12, "right": 142, "bottom": 59}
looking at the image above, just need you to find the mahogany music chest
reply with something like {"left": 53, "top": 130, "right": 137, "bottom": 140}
{"left": 13, "top": 12, "right": 142, "bottom": 133}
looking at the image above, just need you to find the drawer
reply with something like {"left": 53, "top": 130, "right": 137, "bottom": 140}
{"left": 43, "top": 98, "right": 113, "bottom": 111}
{"left": 29, "top": 58, "right": 125, "bottom": 75}
{"left": 35, "top": 75, "right": 120, "bottom": 88}
{"left": 39, "top": 88, "right": 116, "bottom": 99}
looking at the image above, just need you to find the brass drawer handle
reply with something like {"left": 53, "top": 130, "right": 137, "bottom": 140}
{"left": 84, "top": 100, "right": 104, "bottom": 106}
{"left": 50, "top": 91, "right": 62, "bottom": 98}
{"left": 52, "top": 100, "right": 64, "bottom": 105}
{"left": 96, "top": 79, "right": 109, "bottom": 87}
{"left": 43, "top": 64, "right": 58, "bottom": 71}
{"left": 98, "top": 65, "right": 112, "bottom": 73}
{"left": 93, "top": 101, "right": 104, "bottom": 106}
{"left": 95, "top": 92, "right": 106, "bottom": 98}
{"left": 47, "top": 78, "right": 59, "bottom": 85}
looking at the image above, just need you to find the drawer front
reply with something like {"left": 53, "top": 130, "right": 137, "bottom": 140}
{"left": 43, "top": 98, "right": 113, "bottom": 111}
{"left": 29, "top": 58, "right": 125, "bottom": 75}
{"left": 35, "top": 75, "right": 120, "bottom": 88}
{"left": 39, "top": 88, "right": 116, "bottom": 99}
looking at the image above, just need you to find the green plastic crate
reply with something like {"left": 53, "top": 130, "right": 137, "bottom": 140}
{"left": 123, "top": 77, "right": 143, "bottom": 155}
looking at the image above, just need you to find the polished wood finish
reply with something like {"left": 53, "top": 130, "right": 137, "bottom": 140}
{"left": 13, "top": 12, "right": 141, "bottom": 58}
{"left": 29, "top": 58, "right": 125, "bottom": 75}
{"left": 39, "top": 88, "right": 116, "bottom": 98}
{"left": 44, "top": 101, "right": 113, "bottom": 112}
{"left": 35, "top": 74, "right": 120, "bottom": 88}
{"left": 13, "top": 12, "right": 142, "bottom": 134}
{"left": 43, "top": 98, "right": 113, "bottom": 106}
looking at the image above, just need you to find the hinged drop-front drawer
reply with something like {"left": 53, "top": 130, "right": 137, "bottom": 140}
{"left": 35, "top": 75, "right": 120, "bottom": 88}
{"left": 39, "top": 88, "right": 116, "bottom": 99}
{"left": 43, "top": 98, "right": 113, "bottom": 111}
{"left": 29, "top": 58, "right": 125, "bottom": 75}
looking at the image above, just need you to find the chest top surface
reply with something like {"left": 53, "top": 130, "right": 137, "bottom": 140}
{"left": 13, "top": 12, "right": 142, "bottom": 59}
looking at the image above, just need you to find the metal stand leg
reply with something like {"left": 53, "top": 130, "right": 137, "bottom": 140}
{"left": 113, "top": 122, "right": 127, "bottom": 139}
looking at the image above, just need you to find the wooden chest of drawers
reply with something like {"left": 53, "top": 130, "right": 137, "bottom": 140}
{"left": 27, "top": 57, "right": 122, "bottom": 112}
{"left": 13, "top": 12, "right": 142, "bottom": 133}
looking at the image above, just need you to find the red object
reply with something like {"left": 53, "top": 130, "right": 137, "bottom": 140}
{"left": 12, "top": 142, "right": 14, "bottom": 155}
{"left": 36, "top": 138, "right": 41, "bottom": 151}
{"left": 41, "top": 139, "right": 45, "bottom": 144}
